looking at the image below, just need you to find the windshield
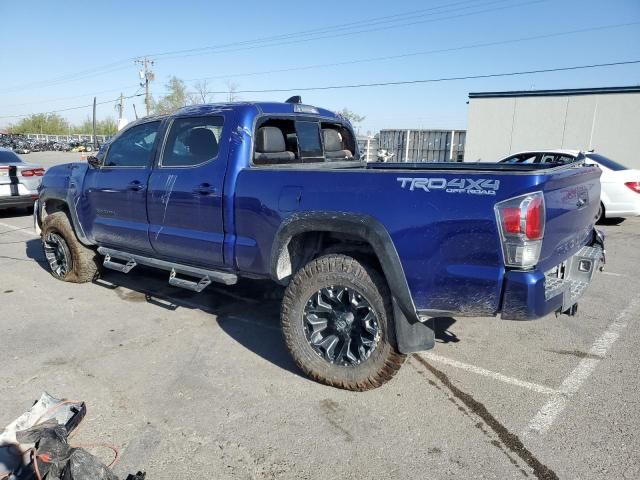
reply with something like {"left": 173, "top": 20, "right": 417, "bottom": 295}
{"left": 0, "top": 150, "right": 22, "bottom": 164}
{"left": 586, "top": 153, "right": 627, "bottom": 171}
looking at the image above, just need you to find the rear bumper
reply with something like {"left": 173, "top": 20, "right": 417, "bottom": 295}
{"left": 501, "top": 237, "right": 604, "bottom": 321}
{"left": 0, "top": 194, "right": 37, "bottom": 209}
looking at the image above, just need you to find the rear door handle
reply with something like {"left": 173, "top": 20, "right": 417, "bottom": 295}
{"left": 127, "top": 180, "right": 146, "bottom": 192}
{"left": 192, "top": 183, "right": 216, "bottom": 196}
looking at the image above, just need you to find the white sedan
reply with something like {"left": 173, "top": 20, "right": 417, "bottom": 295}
{"left": 499, "top": 150, "right": 640, "bottom": 223}
{"left": 0, "top": 147, "right": 44, "bottom": 211}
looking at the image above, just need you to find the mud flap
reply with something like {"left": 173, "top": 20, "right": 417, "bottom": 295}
{"left": 393, "top": 298, "right": 435, "bottom": 354}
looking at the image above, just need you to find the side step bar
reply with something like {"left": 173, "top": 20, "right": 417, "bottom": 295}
{"left": 103, "top": 254, "right": 137, "bottom": 273}
{"left": 97, "top": 247, "right": 238, "bottom": 290}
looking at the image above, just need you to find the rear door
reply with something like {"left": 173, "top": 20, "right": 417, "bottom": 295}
{"left": 146, "top": 114, "right": 228, "bottom": 268}
{"left": 83, "top": 120, "right": 161, "bottom": 253}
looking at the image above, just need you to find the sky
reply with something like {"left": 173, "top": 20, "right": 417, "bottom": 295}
{"left": 0, "top": 0, "right": 639, "bottom": 134}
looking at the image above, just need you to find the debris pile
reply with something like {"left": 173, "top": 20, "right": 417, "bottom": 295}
{"left": 0, "top": 393, "right": 145, "bottom": 480}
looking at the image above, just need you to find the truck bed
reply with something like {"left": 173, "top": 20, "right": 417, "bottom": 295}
{"left": 366, "top": 161, "right": 574, "bottom": 172}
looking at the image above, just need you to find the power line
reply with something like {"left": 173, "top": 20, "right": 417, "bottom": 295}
{"left": 0, "top": 63, "right": 134, "bottom": 96}
{"left": 3, "top": 60, "right": 638, "bottom": 121}
{"left": 157, "top": 0, "right": 543, "bottom": 62}
{"left": 6, "top": 18, "right": 635, "bottom": 107}
{"left": 0, "top": 0, "right": 539, "bottom": 95}
{"left": 2, "top": 85, "right": 141, "bottom": 109}
{"left": 181, "top": 21, "right": 640, "bottom": 83}
{"left": 150, "top": 0, "right": 510, "bottom": 58}
{"left": 0, "top": 93, "right": 144, "bottom": 120}
{"left": 199, "top": 60, "right": 640, "bottom": 94}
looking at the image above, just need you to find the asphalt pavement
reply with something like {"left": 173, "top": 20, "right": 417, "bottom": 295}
{"left": 0, "top": 151, "right": 638, "bottom": 479}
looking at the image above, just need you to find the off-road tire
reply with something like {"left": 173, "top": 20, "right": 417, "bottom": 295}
{"left": 41, "top": 211, "right": 100, "bottom": 283}
{"left": 281, "top": 254, "right": 406, "bottom": 391}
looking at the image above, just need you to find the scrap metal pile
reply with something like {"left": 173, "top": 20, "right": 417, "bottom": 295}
{"left": 0, "top": 134, "right": 96, "bottom": 154}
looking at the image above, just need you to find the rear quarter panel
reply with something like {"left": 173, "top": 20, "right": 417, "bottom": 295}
{"left": 234, "top": 164, "right": 601, "bottom": 316}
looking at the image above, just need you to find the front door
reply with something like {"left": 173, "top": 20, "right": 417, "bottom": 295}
{"left": 84, "top": 120, "right": 161, "bottom": 253}
{"left": 147, "top": 115, "right": 227, "bottom": 268}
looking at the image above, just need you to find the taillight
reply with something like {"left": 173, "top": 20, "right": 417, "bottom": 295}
{"left": 21, "top": 168, "right": 45, "bottom": 177}
{"left": 495, "top": 192, "right": 546, "bottom": 268}
{"left": 625, "top": 181, "right": 640, "bottom": 194}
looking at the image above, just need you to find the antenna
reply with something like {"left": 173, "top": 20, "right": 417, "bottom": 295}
{"left": 285, "top": 95, "right": 302, "bottom": 104}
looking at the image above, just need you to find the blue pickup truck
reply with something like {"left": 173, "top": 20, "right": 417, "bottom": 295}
{"left": 34, "top": 99, "right": 605, "bottom": 390}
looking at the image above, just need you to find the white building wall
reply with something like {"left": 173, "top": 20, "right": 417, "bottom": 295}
{"left": 464, "top": 92, "right": 640, "bottom": 169}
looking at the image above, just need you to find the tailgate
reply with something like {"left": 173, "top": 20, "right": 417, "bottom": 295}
{"left": 538, "top": 164, "right": 602, "bottom": 272}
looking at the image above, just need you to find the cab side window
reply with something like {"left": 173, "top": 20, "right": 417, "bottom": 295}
{"left": 162, "top": 116, "right": 224, "bottom": 167}
{"left": 104, "top": 121, "right": 160, "bottom": 167}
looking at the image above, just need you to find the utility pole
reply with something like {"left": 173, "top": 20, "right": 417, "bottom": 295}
{"left": 92, "top": 97, "right": 97, "bottom": 151}
{"left": 116, "top": 92, "right": 128, "bottom": 131}
{"left": 135, "top": 57, "right": 155, "bottom": 116}
{"left": 118, "top": 93, "right": 124, "bottom": 119}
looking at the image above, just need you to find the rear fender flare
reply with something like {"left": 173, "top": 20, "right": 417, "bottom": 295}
{"left": 270, "top": 211, "right": 420, "bottom": 327}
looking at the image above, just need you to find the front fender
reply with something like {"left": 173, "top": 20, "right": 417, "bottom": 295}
{"left": 39, "top": 163, "right": 94, "bottom": 246}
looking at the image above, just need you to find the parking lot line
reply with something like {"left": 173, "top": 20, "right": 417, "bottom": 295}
{"left": 0, "top": 221, "right": 38, "bottom": 237}
{"left": 525, "top": 295, "right": 640, "bottom": 436}
{"left": 419, "top": 352, "right": 558, "bottom": 395}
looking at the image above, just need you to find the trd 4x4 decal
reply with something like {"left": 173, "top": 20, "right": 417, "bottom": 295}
{"left": 397, "top": 177, "right": 500, "bottom": 195}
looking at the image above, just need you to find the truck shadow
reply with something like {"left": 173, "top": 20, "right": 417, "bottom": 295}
{"left": 91, "top": 266, "right": 302, "bottom": 377}
{"left": 598, "top": 217, "right": 626, "bottom": 226}
{"left": 25, "top": 238, "right": 462, "bottom": 371}
{"left": 25, "top": 238, "right": 49, "bottom": 268}
{"left": 23, "top": 238, "right": 303, "bottom": 378}
{"left": 433, "top": 317, "right": 460, "bottom": 344}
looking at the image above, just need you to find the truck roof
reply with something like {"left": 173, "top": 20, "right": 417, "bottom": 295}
{"left": 127, "top": 101, "right": 343, "bottom": 128}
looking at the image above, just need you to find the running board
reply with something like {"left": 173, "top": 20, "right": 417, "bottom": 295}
{"left": 97, "top": 247, "right": 237, "bottom": 288}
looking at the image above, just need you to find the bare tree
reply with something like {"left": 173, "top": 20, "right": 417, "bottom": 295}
{"left": 191, "top": 79, "right": 213, "bottom": 104}
{"left": 338, "top": 108, "right": 365, "bottom": 125}
{"left": 225, "top": 80, "right": 240, "bottom": 102}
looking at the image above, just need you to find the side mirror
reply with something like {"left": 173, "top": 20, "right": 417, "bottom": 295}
{"left": 87, "top": 156, "right": 101, "bottom": 168}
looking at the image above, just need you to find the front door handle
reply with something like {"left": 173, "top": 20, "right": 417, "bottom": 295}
{"left": 127, "top": 180, "right": 146, "bottom": 192}
{"left": 192, "top": 183, "right": 216, "bottom": 196}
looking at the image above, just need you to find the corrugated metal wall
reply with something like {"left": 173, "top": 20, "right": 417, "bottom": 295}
{"left": 378, "top": 129, "right": 466, "bottom": 162}
{"left": 464, "top": 91, "right": 640, "bottom": 168}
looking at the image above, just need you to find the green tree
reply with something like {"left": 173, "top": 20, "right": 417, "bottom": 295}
{"left": 73, "top": 116, "right": 117, "bottom": 135}
{"left": 338, "top": 108, "right": 365, "bottom": 125}
{"left": 9, "top": 113, "right": 70, "bottom": 135}
{"left": 152, "top": 76, "right": 190, "bottom": 114}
